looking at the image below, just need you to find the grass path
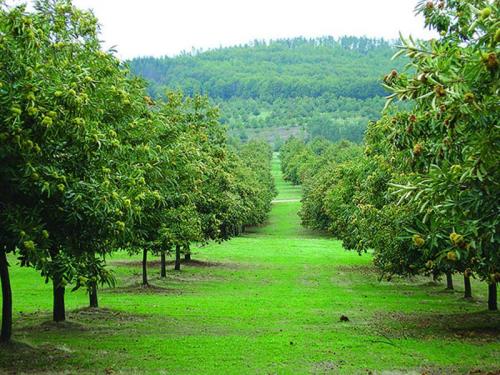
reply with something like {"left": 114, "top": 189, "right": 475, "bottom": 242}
{"left": 1, "top": 155, "right": 499, "bottom": 374}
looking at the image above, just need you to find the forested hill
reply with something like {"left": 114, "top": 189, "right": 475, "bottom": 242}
{"left": 129, "top": 36, "right": 405, "bottom": 144}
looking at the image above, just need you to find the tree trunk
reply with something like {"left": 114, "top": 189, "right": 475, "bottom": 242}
{"left": 174, "top": 245, "right": 181, "bottom": 271}
{"left": 446, "top": 272, "right": 453, "bottom": 290}
{"left": 53, "top": 275, "right": 66, "bottom": 322}
{"left": 142, "top": 249, "right": 148, "bottom": 286}
{"left": 89, "top": 282, "right": 98, "bottom": 308}
{"left": 463, "top": 274, "right": 472, "bottom": 299}
{"left": 488, "top": 283, "right": 497, "bottom": 311}
{"left": 0, "top": 250, "right": 12, "bottom": 342}
{"left": 184, "top": 245, "right": 191, "bottom": 262}
{"left": 50, "top": 246, "right": 66, "bottom": 322}
{"left": 160, "top": 250, "right": 166, "bottom": 278}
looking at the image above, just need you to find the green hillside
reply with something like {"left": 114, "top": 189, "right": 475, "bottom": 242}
{"left": 128, "top": 37, "right": 405, "bottom": 144}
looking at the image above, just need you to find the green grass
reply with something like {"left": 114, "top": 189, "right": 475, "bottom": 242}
{"left": 1, "top": 158, "right": 499, "bottom": 374}
{"left": 273, "top": 152, "right": 301, "bottom": 201}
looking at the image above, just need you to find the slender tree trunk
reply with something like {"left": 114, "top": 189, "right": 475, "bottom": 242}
{"left": 174, "top": 245, "right": 181, "bottom": 271}
{"left": 463, "top": 274, "right": 472, "bottom": 299}
{"left": 488, "top": 283, "right": 497, "bottom": 311}
{"left": 142, "top": 249, "right": 148, "bottom": 286}
{"left": 184, "top": 245, "right": 191, "bottom": 262}
{"left": 446, "top": 272, "right": 454, "bottom": 290}
{"left": 0, "top": 250, "right": 12, "bottom": 342}
{"left": 89, "top": 282, "right": 98, "bottom": 308}
{"left": 160, "top": 250, "right": 166, "bottom": 278}
{"left": 53, "top": 274, "right": 66, "bottom": 322}
{"left": 50, "top": 246, "right": 66, "bottom": 322}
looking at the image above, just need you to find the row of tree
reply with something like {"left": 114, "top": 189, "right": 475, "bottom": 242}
{"left": 281, "top": 0, "right": 499, "bottom": 311}
{"left": 0, "top": 0, "right": 276, "bottom": 343}
{"left": 218, "top": 94, "right": 385, "bottom": 143}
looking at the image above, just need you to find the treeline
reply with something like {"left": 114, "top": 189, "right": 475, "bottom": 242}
{"left": 129, "top": 36, "right": 398, "bottom": 100}
{"left": 281, "top": 0, "right": 499, "bottom": 311}
{"left": 128, "top": 36, "right": 405, "bottom": 143}
{"left": 0, "top": 1, "right": 275, "bottom": 342}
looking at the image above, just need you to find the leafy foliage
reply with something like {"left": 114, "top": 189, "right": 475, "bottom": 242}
{"left": 0, "top": 0, "right": 276, "bottom": 339}
{"left": 381, "top": 0, "right": 500, "bottom": 285}
{"left": 280, "top": 0, "right": 499, "bottom": 309}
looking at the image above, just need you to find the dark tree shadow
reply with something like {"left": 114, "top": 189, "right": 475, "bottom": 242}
{"left": 374, "top": 310, "right": 500, "bottom": 342}
{"left": 111, "top": 258, "right": 227, "bottom": 268}
{"left": 107, "top": 283, "right": 181, "bottom": 295}
{"left": 0, "top": 340, "right": 72, "bottom": 373}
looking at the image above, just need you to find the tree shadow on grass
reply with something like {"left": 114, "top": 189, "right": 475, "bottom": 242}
{"left": 373, "top": 310, "right": 500, "bottom": 342}
{"left": 15, "top": 312, "right": 87, "bottom": 334}
{"left": 106, "top": 282, "right": 181, "bottom": 295}
{"left": 16, "top": 307, "right": 146, "bottom": 337}
{"left": 334, "top": 264, "right": 378, "bottom": 274}
{"left": 2, "top": 308, "right": 148, "bottom": 374}
{"left": 0, "top": 340, "right": 72, "bottom": 374}
{"left": 69, "top": 307, "right": 146, "bottom": 323}
{"left": 110, "top": 258, "right": 233, "bottom": 269}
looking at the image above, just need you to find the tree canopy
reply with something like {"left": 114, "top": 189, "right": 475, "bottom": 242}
{"left": 279, "top": 0, "right": 499, "bottom": 311}
{"left": 0, "top": 0, "right": 276, "bottom": 342}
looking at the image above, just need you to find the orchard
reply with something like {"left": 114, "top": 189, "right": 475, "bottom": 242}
{"left": 0, "top": 0, "right": 275, "bottom": 343}
{"left": 281, "top": 0, "right": 499, "bottom": 311}
{"left": 0, "top": 0, "right": 498, "bottom": 373}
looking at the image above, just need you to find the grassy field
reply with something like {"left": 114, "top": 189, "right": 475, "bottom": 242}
{"left": 0, "top": 156, "right": 499, "bottom": 374}
{"left": 272, "top": 153, "right": 302, "bottom": 201}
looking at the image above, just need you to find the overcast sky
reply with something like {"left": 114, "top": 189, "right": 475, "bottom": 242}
{"left": 13, "top": 0, "right": 436, "bottom": 59}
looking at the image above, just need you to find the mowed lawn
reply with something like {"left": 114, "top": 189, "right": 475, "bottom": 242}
{"left": 1, "top": 156, "right": 499, "bottom": 374}
{"left": 272, "top": 153, "right": 302, "bottom": 201}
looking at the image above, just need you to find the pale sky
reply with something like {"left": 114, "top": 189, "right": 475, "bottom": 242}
{"left": 12, "top": 0, "right": 436, "bottom": 59}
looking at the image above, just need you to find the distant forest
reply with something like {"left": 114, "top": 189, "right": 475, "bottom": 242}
{"left": 128, "top": 36, "right": 405, "bottom": 144}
